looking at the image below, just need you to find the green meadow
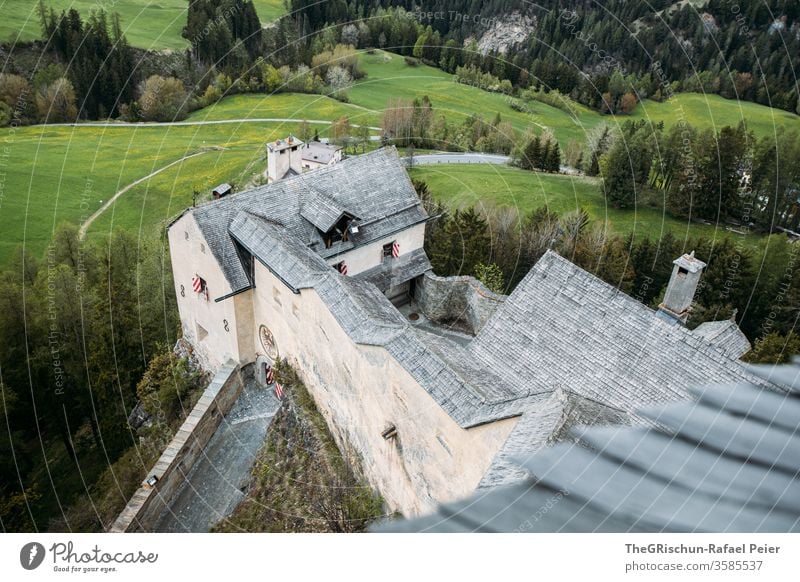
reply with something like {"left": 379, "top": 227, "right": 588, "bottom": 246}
{"left": 409, "top": 164, "right": 766, "bottom": 251}
{"left": 0, "top": 0, "right": 287, "bottom": 50}
{"left": 186, "top": 92, "right": 380, "bottom": 127}
{"left": 348, "top": 51, "right": 800, "bottom": 146}
{"left": 0, "top": 120, "right": 307, "bottom": 262}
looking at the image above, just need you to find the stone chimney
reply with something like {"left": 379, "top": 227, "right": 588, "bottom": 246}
{"left": 656, "top": 251, "right": 706, "bottom": 325}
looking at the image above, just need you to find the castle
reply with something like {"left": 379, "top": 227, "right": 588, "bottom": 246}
{"left": 167, "top": 147, "right": 767, "bottom": 515}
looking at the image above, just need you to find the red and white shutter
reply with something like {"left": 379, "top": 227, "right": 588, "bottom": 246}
{"left": 192, "top": 275, "right": 202, "bottom": 293}
{"left": 392, "top": 240, "right": 400, "bottom": 258}
{"left": 338, "top": 262, "right": 348, "bottom": 276}
{"left": 266, "top": 365, "right": 274, "bottom": 385}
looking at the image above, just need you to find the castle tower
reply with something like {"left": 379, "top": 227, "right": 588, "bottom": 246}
{"left": 656, "top": 251, "right": 706, "bottom": 325}
{"left": 266, "top": 135, "right": 303, "bottom": 183}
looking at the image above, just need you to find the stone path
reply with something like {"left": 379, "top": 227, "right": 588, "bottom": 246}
{"left": 153, "top": 379, "right": 281, "bottom": 532}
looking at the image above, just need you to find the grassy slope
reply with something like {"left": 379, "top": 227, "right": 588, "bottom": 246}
{"left": 410, "top": 164, "right": 765, "bottom": 250}
{"left": 349, "top": 51, "right": 599, "bottom": 145}
{"left": 186, "top": 92, "right": 380, "bottom": 127}
{"left": 0, "top": 0, "right": 286, "bottom": 50}
{"left": 1, "top": 120, "right": 306, "bottom": 262}
{"left": 349, "top": 51, "right": 799, "bottom": 145}
{"left": 629, "top": 92, "right": 800, "bottom": 138}
{"left": 214, "top": 366, "right": 383, "bottom": 533}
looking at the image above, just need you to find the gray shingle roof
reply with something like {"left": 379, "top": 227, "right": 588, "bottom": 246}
{"left": 229, "top": 211, "right": 329, "bottom": 292}
{"left": 299, "top": 188, "right": 355, "bottom": 233}
{"left": 466, "top": 250, "right": 771, "bottom": 414}
{"left": 354, "top": 248, "right": 432, "bottom": 292}
{"left": 185, "top": 147, "right": 427, "bottom": 297}
{"left": 301, "top": 141, "right": 341, "bottom": 164}
{"left": 376, "top": 362, "right": 800, "bottom": 532}
{"left": 694, "top": 319, "right": 752, "bottom": 358}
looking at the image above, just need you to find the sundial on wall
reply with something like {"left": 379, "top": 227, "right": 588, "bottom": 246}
{"left": 259, "top": 325, "right": 279, "bottom": 360}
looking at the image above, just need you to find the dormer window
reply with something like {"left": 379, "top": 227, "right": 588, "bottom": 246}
{"left": 323, "top": 214, "right": 354, "bottom": 248}
{"left": 334, "top": 261, "right": 348, "bottom": 275}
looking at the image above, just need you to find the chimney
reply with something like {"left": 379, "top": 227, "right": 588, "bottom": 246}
{"left": 656, "top": 251, "right": 706, "bottom": 325}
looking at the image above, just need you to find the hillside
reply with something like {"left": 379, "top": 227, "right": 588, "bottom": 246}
{"left": 5, "top": 47, "right": 797, "bottom": 264}
{"left": 0, "top": 0, "right": 286, "bottom": 49}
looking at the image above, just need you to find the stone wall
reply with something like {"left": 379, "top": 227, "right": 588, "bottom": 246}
{"left": 110, "top": 361, "right": 244, "bottom": 532}
{"left": 415, "top": 272, "right": 506, "bottom": 335}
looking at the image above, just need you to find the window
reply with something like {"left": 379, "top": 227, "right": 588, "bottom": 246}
{"left": 677, "top": 266, "right": 688, "bottom": 278}
{"left": 200, "top": 243, "right": 206, "bottom": 254}
{"left": 192, "top": 275, "right": 207, "bottom": 292}
{"left": 334, "top": 261, "right": 348, "bottom": 276}
{"left": 383, "top": 240, "right": 399, "bottom": 261}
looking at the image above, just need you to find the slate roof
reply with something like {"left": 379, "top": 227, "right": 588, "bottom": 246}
{"left": 299, "top": 188, "right": 356, "bottom": 233}
{"left": 302, "top": 141, "right": 341, "bottom": 164}
{"left": 466, "top": 251, "right": 770, "bottom": 413}
{"left": 694, "top": 319, "right": 752, "bottom": 358}
{"left": 185, "top": 147, "right": 428, "bottom": 296}
{"left": 354, "top": 248, "right": 432, "bottom": 292}
{"left": 377, "top": 361, "right": 800, "bottom": 532}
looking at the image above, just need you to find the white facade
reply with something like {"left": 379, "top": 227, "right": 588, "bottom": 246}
{"left": 168, "top": 213, "right": 254, "bottom": 370}
{"left": 167, "top": 212, "right": 517, "bottom": 515}
{"left": 248, "top": 259, "right": 517, "bottom": 514}
{"left": 325, "top": 224, "right": 425, "bottom": 277}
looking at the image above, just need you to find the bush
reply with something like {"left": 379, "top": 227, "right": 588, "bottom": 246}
{"left": 404, "top": 56, "right": 419, "bottom": 67}
{"left": 0, "top": 73, "right": 35, "bottom": 124}
{"left": 35, "top": 78, "right": 78, "bottom": 123}
{"left": 137, "top": 75, "right": 188, "bottom": 122}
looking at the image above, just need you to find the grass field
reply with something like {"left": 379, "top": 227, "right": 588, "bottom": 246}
{"left": 629, "top": 92, "right": 800, "bottom": 139}
{"left": 0, "top": 0, "right": 287, "bottom": 50}
{"left": 0, "top": 119, "right": 308, "bottom": 263}
{"left": 349, "top": 51, "right": 800, "bottom": 146}
{"left": 349, "top": 51, "right": 598, "bottom": 145}
{"left": 410, "top": 164, "right": 766, "bottom": 250}
{"left": 186, "top": 92, "right": 380, "bottom": 127}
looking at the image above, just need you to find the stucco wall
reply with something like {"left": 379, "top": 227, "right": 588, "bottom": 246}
{"left": 168, "top": 213, "right": 248, "bottom": 372}
{"left": 326, "top": 223, "right": 426, "bottom": 277}
{"left": 110, "top": 362, "right": 244, "bottom": 532}
{"left": 415, "top": 272, "right": 506, "bottom": 334}
{"left": 250, "top": 261, "right": 517, "bottom": 516}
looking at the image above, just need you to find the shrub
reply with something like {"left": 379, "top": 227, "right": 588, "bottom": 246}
{"left": 137, "top": 75, "right": 188, "bottom": 122}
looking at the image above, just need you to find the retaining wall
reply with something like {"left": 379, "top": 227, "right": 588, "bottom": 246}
{"left": 110, "top": 360, "right": 243, "bottom": 532}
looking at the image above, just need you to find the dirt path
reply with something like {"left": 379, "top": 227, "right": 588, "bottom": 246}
{"left": 51, "top": 118, "right": 382, "bottom": 131}
{"left": 78, "top": 149, "right": 217, "bottom": 240}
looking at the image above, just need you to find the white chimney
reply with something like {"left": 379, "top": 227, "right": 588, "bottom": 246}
{"left": 656, "top": 251, "right": 706, "bottom": 325}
